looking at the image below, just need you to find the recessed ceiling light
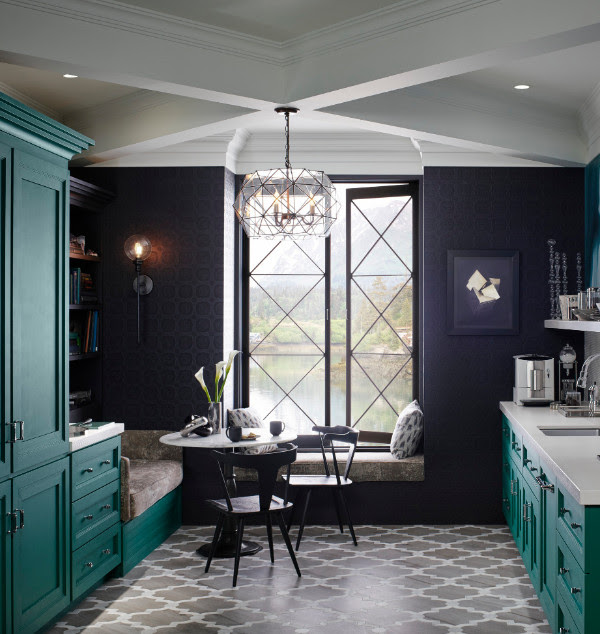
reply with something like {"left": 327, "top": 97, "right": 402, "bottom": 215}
{"left": 514, "top": 84, "right": 530, "bottom": 90}
{"left": 63, "top": 73, "right": 78, "bottom": 79}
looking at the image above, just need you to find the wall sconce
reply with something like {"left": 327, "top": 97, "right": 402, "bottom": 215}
{"left": 124, "top": 234, "right": 153, "bottom": 344}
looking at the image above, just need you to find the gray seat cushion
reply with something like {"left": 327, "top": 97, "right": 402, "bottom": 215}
{"left": 121, "top": 458, "right": 183, "bottom": 523}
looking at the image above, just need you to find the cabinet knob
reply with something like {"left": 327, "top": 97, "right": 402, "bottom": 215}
{"left": 102, "top": 549, "right": 111, "bottom": 555}
{"left": 559, "top": 567, "right": 569, "bottom": 575}
{"left": 84, "top": 467, "right": 94, "bottom": 473}
{"left": 85, "top": 562, "right": 94, "bottom": 568}
{"left": 102, "top": 504, "right": 111, "bottom": 510}
{"left": 570, "top": 522, "right": 581, "bottom": 529}
{"left": 102, "top": 460, "right": 111, "bottom": 465}
{"left": 570, "top": 587, "right": 581, "bottom": 594}
{"left": 84, "top": 514, "right": 94, "bottom": 521}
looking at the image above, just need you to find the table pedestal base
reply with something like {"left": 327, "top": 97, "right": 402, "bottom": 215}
{"left": 197, "top": 538, "right": 262, "bottom": 559}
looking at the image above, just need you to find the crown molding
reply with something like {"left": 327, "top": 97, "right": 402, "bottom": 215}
{"left": 3, "top": 0, "right": 507, "bottom": 69}
{"left": 0, "top": 80, "right": 60, "bottom": 120}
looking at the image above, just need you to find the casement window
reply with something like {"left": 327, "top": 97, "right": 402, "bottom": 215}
{"left": 240, "top": 181, "right": 419, "bottom": 442}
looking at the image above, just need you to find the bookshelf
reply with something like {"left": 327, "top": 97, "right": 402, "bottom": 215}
{"left": 69, "top": 177, "right": 113, "bottom": 424}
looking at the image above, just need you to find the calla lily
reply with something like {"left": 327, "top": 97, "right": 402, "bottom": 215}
{"left": 214, "top": 361, "right": 226, "bottom": 402}
{"left": 194, "top": 367, "right": 212, "bottom": 403}
{"left": 218, "top": 350, "right": 239, "bottom": 400}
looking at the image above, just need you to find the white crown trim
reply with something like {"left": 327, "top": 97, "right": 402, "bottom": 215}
{"left": 0, "top": 79, "right": 60, "bottom": 120}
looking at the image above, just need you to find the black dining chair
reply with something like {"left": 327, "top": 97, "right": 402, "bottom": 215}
{"left": 283, "top": 425, "right": 359, "bottom": 550}
{"left": 204, "top": 443, "right": 301, "bottom": 587}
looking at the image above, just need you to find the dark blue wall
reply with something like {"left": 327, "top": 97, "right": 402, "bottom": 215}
{"left": 74, "top": 165, "right": 585, "bottom": 525}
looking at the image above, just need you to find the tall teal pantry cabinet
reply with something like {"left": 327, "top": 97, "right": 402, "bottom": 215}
{"left": 0, "top": 93, "right": 93, "bottom": 633}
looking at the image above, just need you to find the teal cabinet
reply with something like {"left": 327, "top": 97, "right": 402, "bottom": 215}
{"left": 11, "top": 151, "right": 69, "bottom": 474}
{"left": 521, "top": 478, "right": 541, "bottom": 591}
{"left": 0, "top": 481, "right": 11, "bottom": 634}
{"left": 0, "top": 142, "right": 10, "bottom": 482}
{"left": 11, "top": 458, "right": 70, "bottom": 634}
{"left": 538, "top": 458, "right": 557, "bottom": 631}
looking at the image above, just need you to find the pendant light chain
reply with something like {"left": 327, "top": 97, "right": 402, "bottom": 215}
{"left": 284, "top": 110, "right": 291, "bottom": 170}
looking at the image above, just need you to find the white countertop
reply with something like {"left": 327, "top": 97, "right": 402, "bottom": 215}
{"left": 500, "top": 401, "right": 600, "bottom": 505}
{"left": 160, "top": 427, "right": 297, "bottom": 449}
{"left": 69, "top": 422, "right": 124, "bottom": 452}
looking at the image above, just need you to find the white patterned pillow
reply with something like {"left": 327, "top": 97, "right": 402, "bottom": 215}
{"left": 390, "top": 400, "right": 423, "bottom": 460}
{"left": 227, "top": 407, "right": 277, "bottom": 454}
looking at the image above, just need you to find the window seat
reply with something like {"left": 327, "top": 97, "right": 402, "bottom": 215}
{"left": 236, "top": 452, "right": 424, "bottom": 482}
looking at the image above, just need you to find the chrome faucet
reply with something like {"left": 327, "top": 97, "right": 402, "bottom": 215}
{"left": 576, "top": 353, "right": 600, "bottom": 390}
{"left": 589, "top": 383, "right": 598, "bottom": 415}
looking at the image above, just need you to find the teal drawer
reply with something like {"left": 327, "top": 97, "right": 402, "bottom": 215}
{"left": 557, "top": 598, "right": 582, "bottom": 634}
{"left": 557, "top": 486, "right": 585, "bottom": 569}
{"left": 557, "top": 534, "right": 586, "bottom": 630}
{"left": 509, "top": 425, "right": 522, "bottom": 466}
{"left": 72, "top": 523, "right": 121, "bottom": 600}
{"left": 72, "top": 480, "right": 120, "bottom": 551}
{"left": 72, "top": 436, "right": 120, "bottom": 501}
{"left": 501, "top": 416, "right": 511, "bottom": 455}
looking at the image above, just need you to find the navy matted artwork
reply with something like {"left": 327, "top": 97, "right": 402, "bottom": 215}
{"left": 447, "top": 250, "right": 519, "bottom": 335}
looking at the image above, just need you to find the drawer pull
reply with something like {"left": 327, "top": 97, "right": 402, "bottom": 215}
{"left": 102, "top": 460, "right": 111, "bottom": 465}
{"left": 102, "top": 504, "right": 111, "bottom": 510}
{"left": 510, "top": 479, "right": 517, "bottom": 496}
{"left": 524, "top": 458, "right": 532, "bottom": 465}
{"left": 559, "top": 567, "right": 570, "bottom": 575}
{"left": 84, "top": 467, "right": 94, "bottom": 473}
{"left": 102, "top": 549, "right": 111, "bottom": 555}
{"left": 559, "top": 628, "right": 570, "bottom": 633}
{"left": 84, "top": 514, "right": 94, "bottom": 521}
{"left": 523, "top": 502, "right": 531, "bottom": 522}
{"left": 535, "top": 476, "right": 554, "bottom": 492}
{"left": 570, "top": 522, "right": 581, "bottom": 529}
{"left": 560, "top": 507, "right": 570, "bottom": 515}
{"left": 530, "top": 467, "right": 538, "bottom": 472}
{"left": 512, "top": 442, "right": 521, "bottom": 452}
{"left": 85, "top": 562, "right": 94, "bottom": 568}
{"left": 570, "top": 587, "right": 581, "bottom": 594}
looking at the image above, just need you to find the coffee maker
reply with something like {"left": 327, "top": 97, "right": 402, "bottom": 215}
{"left": 513, "top": 354, "right": 554, "bottom": 406}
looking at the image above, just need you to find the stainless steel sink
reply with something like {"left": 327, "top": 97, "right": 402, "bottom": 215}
{"left": 557, "top": 405, "right": 600, "bottom": 418}
{"left": 540, "top": 427, "right": 600, "bottom": 436}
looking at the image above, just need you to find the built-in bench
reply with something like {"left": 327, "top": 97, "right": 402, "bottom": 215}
{"left": 237, "top": 452, "right": 424, "bottom": 482}
{"left": 117, "top": 430, "right": 183, "bottom": 575}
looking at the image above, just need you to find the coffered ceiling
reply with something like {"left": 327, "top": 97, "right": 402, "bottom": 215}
{"left": 0, "top": 0, "right": 599, "bottom": 173}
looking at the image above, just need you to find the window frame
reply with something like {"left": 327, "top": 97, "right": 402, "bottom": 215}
{"left": 235, "top": 175, "right": 422, "bottom": 448}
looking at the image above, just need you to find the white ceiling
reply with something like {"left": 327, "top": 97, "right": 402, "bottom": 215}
{"left": 0, "top": 0, "right": 600, "bottom": 172}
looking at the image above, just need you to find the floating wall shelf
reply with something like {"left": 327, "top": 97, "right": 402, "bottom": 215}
{"left": 544, "top": 319, "right": 600, "bottom": 332}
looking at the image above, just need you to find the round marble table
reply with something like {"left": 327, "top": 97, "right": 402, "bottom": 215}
{"left": 160, "top": 427, "right": 297, "bottom": 558}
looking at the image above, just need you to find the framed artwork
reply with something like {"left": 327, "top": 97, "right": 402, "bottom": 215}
{"left": 447, "top": 250, "right": 519, "bottom": 335}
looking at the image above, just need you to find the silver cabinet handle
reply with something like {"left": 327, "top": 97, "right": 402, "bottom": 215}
{"left": 102, "top": 459, "right": 111, "bottom": 465}
{"left": 102, "top": 549, "right": 111, "bottom": 555}
{"left": 524, "top": 458, "right": 532, "bottom": 465}
{"left": 571, "top": 522, "right": 581, "bottom": 529}
{"left": 85, "top": 562, "right": 94, "bottom": 568}
{"left": 510, "top": 479, "right": 517, "bottom": 496}
{"left": 571, "top": 587, "right": 581, "bottom": 594}
{"left": 535, "top": 476, "right": 555, "bottom": 492}
{"left": 530, "top": 467, "right": 538, "bottom": 472}
{"left": 560, "top": 507, "right": 570, "bottom": 515}
{"left": 523, "top": 502, "right": 531, "bottom": 522}
{"left": 84, "top": 467, "right": 94, "bottom": 473}
{"left": 17, "top": 509, "right": 24, "bottom": 530}
{"left": 102, "top": 504, "right": 111, "bottom": 510}
{"left": 559, "top": 628, "right": 570, "bottom": 633}
{"left": 512, "top": 441, "right": 521, "bottom": 452}
{"left": 84, "top": 514, "right": 94, "bottom": 520}
{"left": 559, "top": 567, "right": 569, "bottom": 575}
{"left": 6, "top": 421, "right": 24, "bottom": 443}
{"left": 6, "top": 511, "right": 17, "bottom": 534}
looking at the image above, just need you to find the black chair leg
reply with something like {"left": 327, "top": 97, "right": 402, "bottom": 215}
{"left": 295, "top": 488, "right": 312, "bottom": 551}
{"left": 277, "top": 511, "right": 301, "bottom": 577}
{"left": 331, "top": 488, "right": 344, "bottom": 534}
{"left": 233, "top": 518, "right": 245, "bottom": 587}
{"left": 266, "top": 513, "right": 275, "bottom": 563}
{"left": 337, "top": 488, "right": 357, "bottom": 546}
{"left": 205, "top": 514, "right": 224, "bottom": 573}
{"left": 286, "top": 489, "right": 299, "bottom": 531}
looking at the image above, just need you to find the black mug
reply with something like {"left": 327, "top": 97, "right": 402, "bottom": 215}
{"left": 269, "top": 420, "right": 285, "bottom": 436}
{"left": 226, "top": 426, "right": 242, "bottom": 442}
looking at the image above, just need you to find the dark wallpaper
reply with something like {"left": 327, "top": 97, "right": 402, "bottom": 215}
{"left": 72, "top": 167, "right": 226, "bottom": 428}
{"left": 72, "top": 165, "right": 585, "bottom": 525}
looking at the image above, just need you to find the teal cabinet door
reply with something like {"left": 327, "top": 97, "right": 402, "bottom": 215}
{"left": 11, "top": 150, "right": 68, "bottom": 473}
{"left": 521, "top": 479, "right": 540, "bottom": 590}
{"left": 538, "top": 459, "right": 557, "bottom": 630}
{"left": 12, "top": 457, "right": 70, "bottom": 634}
{"left": 508, "top": 459, "right": 521, "bottom": 542}
{"left": 0, "top": 480, "right": 10, "bottom": 634}
{"left": 0, "top": 143, "right": 10, "bottom": 481}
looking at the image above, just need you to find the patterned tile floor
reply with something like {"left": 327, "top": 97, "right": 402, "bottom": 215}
{"left": 49, "top": 525, "right": 552, "bottom": 633}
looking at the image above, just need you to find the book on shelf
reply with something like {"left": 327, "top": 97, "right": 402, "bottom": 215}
{"left": 69, "top": 309, "right": 99, "bottom": 355}
{"left": 70, "top": 268, "right": 98, "bottom": 304}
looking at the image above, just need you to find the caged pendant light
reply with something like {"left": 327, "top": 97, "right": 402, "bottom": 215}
{"left": 234, "top": 107, "right": 339, "bottom": 239}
